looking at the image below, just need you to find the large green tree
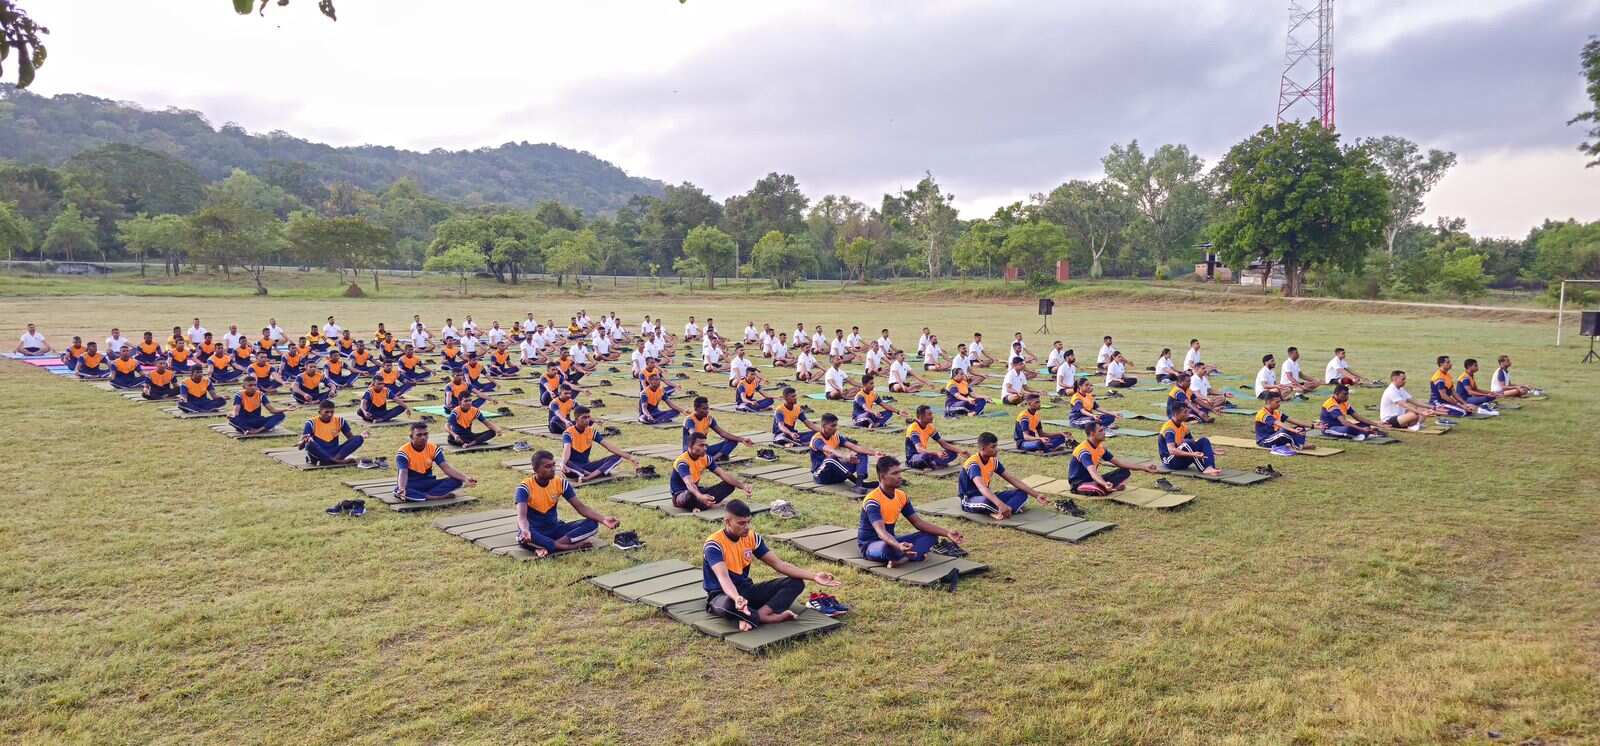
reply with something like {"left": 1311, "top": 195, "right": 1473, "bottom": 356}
{"left": 680, "top": 224, "right": 736, "bottom": 289}
{"left": 1358, "top": 136, "right": 1457, "bottom": 256}
{"left": 1210, "top": 121, "right": 1390, "bottom": 297}
{"left": 187, "top": 203, "right": 284, "bottom": 293}
{"left": 0, "top": 200, "right": 31, "bottom": 260}
{"left": 117, "top": 213, "right": 188, "bottom": 276}
{"left": 42, "top": 203, "right": 97, "bottom": 261}
{"left": 640, "top": 182, "right": 722, "bottom": 269}
{"left": 1102, "top": 141, "right": 1209, "bottom": 273}
{"left": 882, "top": 173, "right": 958, "bottom": 280}
{"left": 63, "top": 143, "right": 206, "bottom": 217}
{"left": 545, "top": 229, "right": 600, "bottom": 287}
{"left": 426, "top": 211, "right": 544, "bottom": 284}
{"left": 1571, "top": 36, "right": 1600, "bottom": 167}
{"left": 424, "top": 243, "right": 487, "bottom": 296}
{"left": 1001, "top": 221, "right": 1071, "bottom": 282}
{"left": 952, "top": 219, "right": 1009, "bottom": 278}
{"left": 1036, "top": 180, "right": 1132, "bottom": 278}
{"left": 722, "top": 172, "right": 809, "bottom": 264}
{"left": 285, "top": 212, "right": 393, "bottom": 290}
{"left": 747, "top": 230, "right": 816, "bottom": 289}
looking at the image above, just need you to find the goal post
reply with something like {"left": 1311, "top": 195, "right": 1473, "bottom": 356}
{"left": 1556, "top": 279, "right": 1600, "bottom": 346}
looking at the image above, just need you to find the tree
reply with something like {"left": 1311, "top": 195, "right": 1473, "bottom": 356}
{"left": 1211, "top": 121, "right": 1390, "bottom": 297}
{"left": 805, "top": 194, "right": 864, "bottom": 279}
{"left": 1571, "top": 36, "right": 1600, "bottom": 167}
{"left": 640, "top": 182, "right": 722, "bottom": 269}
{"left": 722, "top": 173, "right": 810, "bottom": 263}
{"left": 188, "top": 203, "right": 284, "bottom": 293}
{"left": 0, "top": 0, "right": 47, "bottom": 89}
{"left": 286, "top": 212, "right": 393, "bottom": 290}
{"left": 42, "top": 203, "right": 96, "bottom": 261}
{"left": 1036, "top": 180, "right": 1132, "bottom": 278}
{"left": 207, "top": 169, "right": 303, "bottom": 219}
{"left": 1530, "top": 219, "right": 1600, "bottom": 280}
{"left": 1001, "top": 221, "right": 1071, "bottom": 282}
{"left": 672, "top": 255, "right": 707, "bottom": 292}
{"left": 882, "top": 173, "right": 958, "bottom": 280}
{"left": 1433, "top": 248, "right": 1490, "bottom": 299}
{"left": 0, "top": 201, "right": 30, "bottom": 260}
{"left": 680, "top": 225, "right": 736, "bottom": 290}
{"left": 1102, "top": 141, "right": 1209, "bottom": 273}
{"left": 426, "top": 211, "right": 544, "bottom": 284}
{"left": 545, "top": 229, "right": 600, "bottom": 287}
{"left": 424, "top": 243, "right": 487, "bottom": 296}
{"left": 835, "top": 236, "right": 873, "bottom": 283}
{"left": 533, "top": 201, "right": 583, "bottom": 231}
{"left": 952, "top": 220, "right": 1009, "bottom": 278}
{"left": 747, "top": 230, "right": 817, "bottom": 289}
{"left": 117, "top": 213, "right": 187, "bottom": 277}
{"left": 1358, "top": 136, "right": 1457, "bottom": 256}
{"left": 63, "top": 143, "right": 205, "bottom": 217}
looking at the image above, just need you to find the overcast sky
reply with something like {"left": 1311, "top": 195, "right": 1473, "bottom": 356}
{"left": 31, "top": 0, "right": 1600, "bottom": 237}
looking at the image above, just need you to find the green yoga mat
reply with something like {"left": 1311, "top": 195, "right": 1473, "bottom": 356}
{"left": 607, "top": 483, "right": 770, "bottom": 521}
{"left": 770, "top": 524, "right": 989, "bottom": 585}
{"left": 1118, "top": 457, "right": 1275, "bottom": 486}
{"left": 588, "top": 560, "right": 843, "bottom": 653}
{"left": 916, "top": 498, "right": 1116, "bottom": 543}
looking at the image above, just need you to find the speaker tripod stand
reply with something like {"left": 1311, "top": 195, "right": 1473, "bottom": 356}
{"left": 1036, "top": 316, "right": 1051, "bottom": 334}
{"left": 1584, "top": 335, "right": 1599, "bottom": 364}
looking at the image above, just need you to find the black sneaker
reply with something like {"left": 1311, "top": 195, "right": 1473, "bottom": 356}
{"left": 419, "top": 415, "right": 436, "bottom": 423}
{"left": 349, "top": 499, "right": 367, "bottom": 517}
{"left": 597, "top": 379, "right": 613, "bottom": 386}
{"left": 1154, "top": 477, "right": 1178, "bottom": 492}
{"left": 940, "top": 567, "right": 961, "bottom": 594}
{"left": 674, "top": 373, "right": 690, "bottom": 380}
{"left": 589, "top": 399, "right": 606, "bottom": 408}
{"left": 1055, "top": 499, "right": 1086, "bottom": 517}
{"left": 325, "top": 499, "right": 352, "bottom": 516}
{"left": 1255, "top": 464, "right": 1282, "bottom": 477}
{"left": 601, "top": 425, "right": 623, "bottom": 437}
{"left": 637, "top": 464, "right": 659, "bottom": 478}
{"left": 607, "top": 366, "right": 621, "bottom": 373}
{"left": 756, "top": 448, "right": 778, "bottom": 461}
{"left": 612, "top": 530, "right": 644, "bottom": 551}
{"left": 930, "top": 538, "right": 967, "bottom": 557}
{"left": 495, "top": 406, "right": 514, "bottom": 416}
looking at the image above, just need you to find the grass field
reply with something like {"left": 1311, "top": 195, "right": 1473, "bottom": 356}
{"left": 2, "top": 281, "right": 1597, "bottom": 745}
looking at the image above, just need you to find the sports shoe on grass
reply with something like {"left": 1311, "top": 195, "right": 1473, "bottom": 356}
{"left": 1269, "top": 445, "right": 1297, "bottom": 457}
{"left": 1054, "top": 499, "right": 1086, "bottom": 518}
{"left": 930, "top": 537, "right": 967, "bottom": 557}
{"left": 325, "top": 500, "right": 352, "bottom": 516}
{"left": 512, "top": 440, "right": 532, "bottom": 452}
{"left": 769, "top": 500, "right": 798, "bottom": 519}
{"left": 349, "top": 500, "right": 366, "bottom": 517}
{"left": 612, "top": 531, "right": 644, "bottom": 551}
{"left": 806, "top": 592, "right": 850, "bottom": 617}
{"left": 756, "top": 448, "right": 779, "bottom": 461}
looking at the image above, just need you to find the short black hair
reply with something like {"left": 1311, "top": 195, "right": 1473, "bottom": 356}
{"left": 978, "top": 432, "right": 998, "bottom": 446}
{"left": 915, "top": 404, "right": 932, "bottom": 417}
{"left": 532, "top": 450, "right": 555, "bottom": 467}
{"left": 573, "top": 405, "right": 590, "bottom": 418}
{"left": 1333, "top": 384, "right": 1350, "bottom": 396}
{"left": 821, "top": 413, "right": 839, "bottom": 425}
{"left": 1262, "top": 354, "right": 1275, "bottom": 364}
{"left": 725, "top": 499, "right": 752, "bottom": 518}
{"left": 694, "top": 396, "right": 709, "bottom": 407}
{"left": 688, "top": 432, "right": 707, "bottom": 444}
{"left": 410, "top": 422, "right": 428, "bottom": 434}
{"left": 1264, "top": 391, "right": 1283, "bottom": 403}
{"left": 876, "top": 456, "right": 901, "bottom": 475}
{"left": 1287, "top": 346, "right": 1298, "bottom": 354}
{"left": 1463, "top": 358, "right": 1477, "bottom": 368}
{"left": 1436, "top": 355, "right": 1450, "bottom": 366}
{"left": 782, "top": 386, "right": 796, "bottom": 396}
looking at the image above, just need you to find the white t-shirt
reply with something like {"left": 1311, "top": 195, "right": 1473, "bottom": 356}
{"left": 917, "top": 334, "right": 930, "bottom": 356}
{"left": 322, "top": 323, "right": 342, "bottom": 338}
{"left": 923, "top": 344, "right": 943, "bottom": 366}
{"left": 824, "top": 366, "right": 848, "bottom": 394}
{"left": 877, "top": 336, "right": 894, "bottom": 353}
{"left": 794, "top": 329, "right": 810, "bottom": 346}
{"left": 811, "top": 336, "right": 828, "bottom": 354}
{"left": 267, "top": 324, "right": 286, "bottom": 342}
{"left": 519, "top": 340, "right": 540, "bottom": 362}
{"left": 1046, "top": 347, "right": 1066, "bottom": 371}
{"left": 463, "top": 319, "right": 478, "bottom": 333}
{"left": 1097, "top": 344, "right": 1115, "bottom": 365}
{"left": 685, "top": 322, "right": 701, "bottom": 338}
{"left": 1055, "top": 362, "right": 1077, "bottom": 391}
{"left": 187, "top": 326, "right": 208, "bottom": 344}
{"left": 1011, "top": 338, "right": 1028, "bottom": 353}
{"left": 1379, "top": 384, "right": 1412, "bottom": 421}
{"left": 19, "top": 331, "right": 46, "bottom": 349}
{"left": 970, "top": 340, "right": 986, "bottom": 359}
{"left": 796, "top": 352, "right": 816, "bottom": 375}
{"left": 864, "top": 347, "right": 884, "bottom": 372}
{"left": 105, "top": 335, "right": 130, "bottom": 354}
{"left": 569, "top": 344, "right": 589, "bottom": 365}
{"left": 951, "top": 353, "right": 973, "bottom": 374}
{"left": 1254, "top": 366, "right": 1276, "bottom": 396}
{"left": 410, "top": 330, "right": 431, "bottom": 349}
{"left": 846, "top": 332, "right": 863, "bottom": 348}
{"left": 488, "top": 327, "right": 508, "bottom": 345}
{"left": 1003, "top": 369, "right": 1029, "bottom": 397}
{"left": 1490, "top": 367, "right": 1511, "bottom": 393}
{"left": 890, "top": 360, "right": 910, "bottom": 385}
{"left": 441, "top": 325, "right": 459, "bottom": 341}
{"left": 1183, "top": 347, "right": 1203, "bottom": 371}
{"left": 1280, "top": 358, "right": 1302, "bottom": 385}
{"left": 461, "top": 335, "right": 479, "bottom": 354}
{"left": 829, "top": 338, "right": 849, "bottom": 357}
{"left": 1105, "top": 360, "right": 1127, "bottom": 385}
{"left": 703, "top": 345, "right": 723, "bottom": 365}
{"left": 593, "top": 336, "right": 611, "bottom": 355}
{"left": 1155, "top": 356, "right": 1176, "bottom": 377}
{"left": 729, "top": 355, "right": 751, "bottom": 382}
{"left": 1191, "top": 373, "right": 1212, "bottom": 398}
{"left": 1324, "top": 357, "right": 1348, "bottom": 384}
{"left": 764, "top": 337, "right": 784, "bottom": 357}
{"left": 522, "top": 318, "right": 538, "bottom": 333}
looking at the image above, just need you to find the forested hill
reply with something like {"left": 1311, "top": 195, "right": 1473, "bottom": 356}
{"left": 0, "top": 86, "right": 664, "bottom": 214}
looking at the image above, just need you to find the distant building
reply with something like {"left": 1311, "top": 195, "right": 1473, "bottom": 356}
{"left": 52, "top": 262, "right": 113, "bottom": 276}
{"left": 1191, "top": 263, "right": 1233, "bottom": 283}
{"left": 1238, "top": 262, "right": 1285, "bottom": 289}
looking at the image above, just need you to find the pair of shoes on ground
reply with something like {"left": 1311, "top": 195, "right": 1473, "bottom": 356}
{"left": 356, "top": 456, "right": 388, "bottom": 470}
{"left": 612, "top": 530, "right": 645, "bottom": 551}
{"left": 1053, "top": 499, "right": 1086, "bottom": 518}
{"left": 769, "top": 499, "right": 799, "bottom": 519}
{"left": 806, "top": 592, "right": 850, "bottom": 617}
{"left": 326, "top": 499, "right": 367, "bottom": 516}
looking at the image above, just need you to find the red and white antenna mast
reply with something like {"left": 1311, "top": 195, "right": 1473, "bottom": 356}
{"left": 1276, "top": 0, "right": 1335, "bottom": 129}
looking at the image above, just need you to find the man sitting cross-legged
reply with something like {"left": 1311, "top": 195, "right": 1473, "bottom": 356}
{"left": 357, "top": 376, "right": 411, "bottom": 423}
{"left": 943, "top": 370, "right": 988, "bottom": 417}
{"left": 703, "top": 499, "right": 841, "bottom": 631}
{"left": 394, "top": 422, "right": 478, "bottom": 501}
{"left": 1319, "top": 385, "right": 1383, "bottom": 440}
{"left": 999, "top": 357, "right": 1039, "bottom": 405}
{"left": 547, "top": 386, "right": 580, "bottom": 434}
{"left": 672, "top": 433, "right": 755, "bottom": 510}
{"left": 823, "top": 356, "right": 858, "bottom": 401}
{"left": 1158, "top": 405, "right": 1221, "bottom": 477}
{"left": 299, "top": 400, "right": 369, "bottom": 466}
{"left": 142, "top": 360, "right": 178, "bottom": 400}
{"left": 109, "top": 348, "right": 147, "bottom": 390}
{"left": 904, "top": 405, "right": 967, "bottom": 470}
{"left": 683, "top": 396, "right": 757, "bottom": 463}
{"left": 1428, "top": 355, "right": 1492, "bottom": 417}
{"left": 1454, "top": 358, "right": 1503, "bottom": 413}
{"left": 1165, "top": 372, "right": 1212, "bottom": 424}
{"left": 177, "top": 368, "right": 225, "bottom": 412}
{"left": 858, "top": 457, "right": 965, "bottom": 567}
{"left": 562, "top": 406, "right": 642, "bottom": 483}
{"left": 1278, "top": 346, "right": 1320, "bottom": 397}
{"left": 1014, "top": 394, "right": 1072, "bottom": 453}
{"left": 957, "top": 432, "right": 1052, "bottom": 519}
{"left": 851, "top": 375, "right": 904, "bottom": 429}
{"left": 770, "top": 387, "right": 819, "bottom": 447}
{"left": 1489, "top": 355, "right": 1540, "bottom": 398}
{"left": 734, "top": 368, "right": 776, "bottom": 412}
{"left": 1067, "top": 422, "right": 1158, "bottom": 495}
{"left": 639, "top": 375, "right": 684, "bottom": 425}
{"left": 446, "top": 397, "right": 507, "bottom": 448}
{"left": 1254, "top": 392, "right": 1311, "bottom": 455}
{"left": 1067, "top": 378, "right": 1119, "bottom": 433}
{"left": 514, "top": 450, "right": 623, "bottom": 559}
{"left": 229, "top": 377, "right": 291, "bottom": 434}
{"left": 1379, "top": 370, "right": 1445, "bottom": 432}
{"left": 810, "top": 413, "right": 887, "bottom": 494}
{"left": 290, "top": 366, "right": 337, "bottom": 405}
